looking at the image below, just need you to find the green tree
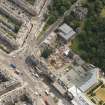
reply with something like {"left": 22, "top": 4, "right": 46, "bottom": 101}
{"left": 47, "top": 15, "right": 57, "bottom": 25}
{"left": 41, "top": 47, "right": 53, "bottom": 59}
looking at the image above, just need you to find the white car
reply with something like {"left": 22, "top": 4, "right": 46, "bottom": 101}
{"left": 32, "top": 73, "right": 39, "bottom": 78}
{"left": 45, "top": 90, "right": 49, "bottom": 95}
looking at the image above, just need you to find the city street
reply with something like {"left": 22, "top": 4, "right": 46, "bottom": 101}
{"left": 0, "top": 0, "right": 81, "bottom": 104}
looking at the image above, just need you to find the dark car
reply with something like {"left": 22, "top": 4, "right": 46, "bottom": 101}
{"left": 10, "top": 64, "right": 16, "bottom": 69}
{"left": 25, "top": 55, "right": 39, "bottom": 67}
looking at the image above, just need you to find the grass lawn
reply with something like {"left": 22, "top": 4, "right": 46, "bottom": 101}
{"left": 100, "top": 7, "right": 105, "bottom": 18}
{"left": 0, "top": 44, "right": 9, "bottom": 53}
{"left": 37, "top": 23, "right": 49, "bottom": 42}
{"left": 96, "top": 87, "right": 105, "bottom": 102}
{"left": 26, "top": 0, "right": 35, "bottom": 5}
{"left": 71, "top": 38, "right": 82, "bottom": 55}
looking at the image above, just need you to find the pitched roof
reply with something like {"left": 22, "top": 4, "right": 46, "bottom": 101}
{"left": 58, "top": 23, "right": 73, "bottom": 34}
{"left": 58, "top": 23, "right": 76, "bottom": 41}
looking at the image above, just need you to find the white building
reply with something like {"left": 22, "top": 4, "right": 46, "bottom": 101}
{"left": 68, "top": 86, "right": 95, "bottom": 105}
{"left": 52, "top": 65, "right": 99, "bottom": 105}
{"left": 67, "top": 67, "right": 99, "bottom": 105}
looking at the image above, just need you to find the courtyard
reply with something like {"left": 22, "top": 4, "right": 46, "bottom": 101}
{"left": 87, "top": 81, "right": 105, "bottom": 105}
{"left": 0, "top": 9, "right": 22, "bottom": 53}
{"left": 96, "top": 86, "right": 105, "bottom": 102}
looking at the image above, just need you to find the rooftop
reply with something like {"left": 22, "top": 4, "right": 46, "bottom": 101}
{"left": 61, "top": 66, "right": 99, "bottom": 91}
{"left": 58, "top": 23, "right": 76, "bottom": 41}
{"left": 58, "top": 23, "right": 73, "bottom": 34}
{"left": 79, "top": 68, "right": 98, "bottom": 92}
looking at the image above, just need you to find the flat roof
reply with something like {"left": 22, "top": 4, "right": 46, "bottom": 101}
{"left": 79, "top": 68, "right": 98, "bottom": 92}
{"left": 59, "top": 66, "right": 99, "bottom": 92}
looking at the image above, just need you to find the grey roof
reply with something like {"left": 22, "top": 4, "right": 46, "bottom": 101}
{"left": 58, "top": 23, "right": 76, "bottom": 41}
{"left": 59, "top": 66, "right": 99, "bottom": 92}
{"left": 79, "top": 68, "right": 98, "bottom": 92}
{"left": 58, "top": 23, "right": 73, "bottom": 34}
{"left": 60, "top": 66, "right": 87, "bottom": 88}
{"left": 58, "top": 31, "right": 75, "bottom": 41}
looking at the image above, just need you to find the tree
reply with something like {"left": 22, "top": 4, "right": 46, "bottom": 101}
{"left": 46, "top": 0, "right": 76, "bottom": 25}
{"left": 72, "top": 0, "right": 105, "bottom": 72}
{"left": 41, "top": 47, "right": 53, "bottom": 59}
{"left": 47, "top": 15, "right": 57, "bottom": 25}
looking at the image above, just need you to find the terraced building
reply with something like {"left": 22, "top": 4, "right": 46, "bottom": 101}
{"left": 0, "top": 0, "right": 45, "bottom": 53}
{"left": 0, "top": 66, "right": 21, "bottom": 97}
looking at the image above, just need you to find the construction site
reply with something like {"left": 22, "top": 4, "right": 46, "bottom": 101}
{"left": 48, "top": 45, "right": 71, "bottom": 70}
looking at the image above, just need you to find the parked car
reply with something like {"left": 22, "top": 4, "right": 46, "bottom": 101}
{"left": 45, "top": 90, "right": 49, "bottom": 95}
{"left": 32, "top": 73, "right": 39, "bottom": 78}
{"left": 10, "top": 64, "right": 16, "bottom": 69}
